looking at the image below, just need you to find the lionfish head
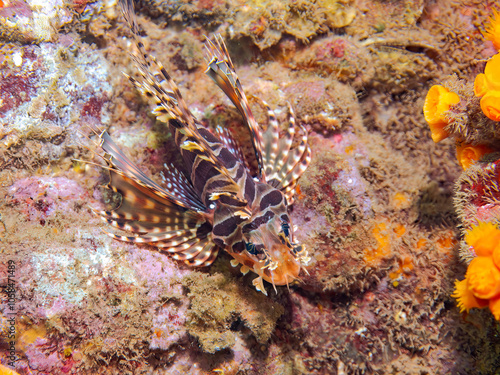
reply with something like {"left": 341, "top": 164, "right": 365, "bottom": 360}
{"left": 229, "top": 185, "right": 311, "bottom": 289}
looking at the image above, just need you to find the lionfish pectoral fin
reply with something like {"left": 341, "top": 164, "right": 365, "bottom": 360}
{"left": 184, "top": 240, "right": 220, "bottom": 267}
{"left": 96, "top": 130, "right": 206, "bottom": 211}
{"left": 94, "top": 171, "right": 218, "bottom": 262}
{"left": 160, "top": 163, "right": 206, "bottom": 211}
{"left": 86, "top": 128, "right": 218, "bottom": 261}
{"left": 252, "top": 276, "right": 268, "bottom": 296}
{"left": 204, "top": 35, "right": 265, "bottom": 179}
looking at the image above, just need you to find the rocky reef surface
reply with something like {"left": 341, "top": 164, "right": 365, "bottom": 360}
{"left": 1, "top": 0, "right": 499, "bottom": 374}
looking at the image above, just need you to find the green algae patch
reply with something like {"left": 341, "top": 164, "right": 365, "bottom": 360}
{"left": 181, "top": 271, "right": 284, "bottom": 353}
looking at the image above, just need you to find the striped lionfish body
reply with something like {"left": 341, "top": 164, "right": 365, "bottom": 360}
{"left": 91, "top": 0, "right": 311, "bottom": 295}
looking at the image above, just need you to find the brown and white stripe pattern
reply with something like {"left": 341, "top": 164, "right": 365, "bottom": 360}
{"left": 90, "top": 0, "right": 312, "bottom": 294}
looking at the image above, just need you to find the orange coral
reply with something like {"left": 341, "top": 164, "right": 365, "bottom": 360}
{"left": 474, "top": 73, "right": 487, "bottom": 97}
{"left": 465, "top": 221, "right": 500, "bottom": 256}
{"left": 489, "top": 296, "right": 500, "bottom": 320}
{"left": 485, "top": 54, "right": 500, "bottom": 88}
{"left": 466, "top": 256, "right": 500, "bottom": 299}
{"left": 477, "top": 54, "right": 500, "bottom": 92}
{"left": 423, "top": 85, "right": 460, "bottom": 142}
{"left": 452, "top": 279, "right": 488, "bottom": 313}
{"left": 0, "top": 364, "right": 21, "bottom": 375}
{"left": 452, "top": 222, "right": 500, "bottom": 319}
{"left": 473, "top": 54, "right": 500, "bottom": 121}
{"left": 480, "top": 91, "right": 500, "bottom": 122}
{"left": 364, "top": 221, "right": 391, "bottom": 264}
{"left": 456, "top": 143, "right": 494, "bottom": 170}
{"left": 492, "top": 243, "right": 500, "bottom": 269}
{"left": 483, "top": 8, "right": 500, "bottom": 51}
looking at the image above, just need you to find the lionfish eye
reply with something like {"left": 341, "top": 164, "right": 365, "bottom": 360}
{"left": 245, "top": 242, "right": 257, "bottom": 255}
{"left": 281, "top": 222, "right": 290, "bottom": 237}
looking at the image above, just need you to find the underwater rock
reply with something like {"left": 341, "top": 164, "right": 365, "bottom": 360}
{"left": 182, "top": 272, "right": 284, "bottom": 354}
{"left": 227, "top": 0, "right": 355, "bottom": 50}
{"left": 2, "top": 0, "right": 500, "bottom": 373}
{"left": 286, "top": 36, "right": 374, "bottom": 91}
{"left": 144, "top": 0, "right": 356, "bottom": 50}
{"left": 0, "top": 0, "right": 73, "bottom": 43}
{"left": 0, "top": 40, "right": 112, "bottom": 187}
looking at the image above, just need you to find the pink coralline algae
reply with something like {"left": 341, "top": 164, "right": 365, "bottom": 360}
{"left": 7, "top": 176, "right": 89, "bottom": 225}
{"left": 0, "top": 41, "right": 112, "bottom": 150}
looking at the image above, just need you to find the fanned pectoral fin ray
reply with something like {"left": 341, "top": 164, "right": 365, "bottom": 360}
{"left": 89, "top": 126, "right": 218, "bottom": 265}
{"left": 102, "top": 132, "right": 205, "bottom": 210}
{"left": 160, "top": 163, "right": 206, "bottom": 211}
{"left": 94, "top": 165, "right": 219, "bottom": 265}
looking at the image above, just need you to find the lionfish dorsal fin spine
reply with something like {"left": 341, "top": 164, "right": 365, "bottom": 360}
{"left": 119, "top": 0, "right": 243, "bottom": 199}
{"left": 203, "top": 36, "right": 311, "bottom": 202}
{"left": 204, "top": 36, "right": 266, "bottom": 180}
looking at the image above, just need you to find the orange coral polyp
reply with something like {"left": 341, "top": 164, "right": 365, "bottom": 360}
{"left": 474, "top": 73, "right": 488, "bottom": 97}
{"left": 466, "top": 256, "right": 500, "bottom": 300}
{"left": 483, "top": 9, "right": 500, "bottom": 51}
{"left": 423, "top": 85, "right": 460, "bottom": 142}
{"left": 484, "top": 54, "right": 500, "bottom": 91}
{"left": 456, "top": 143, "right": 493, "bottom": 170}
{"left": 493, "top": 244, "right": 500, "bottom": 270}
{"left": 480, "top": 91, "right": 500, "bottom": 122}
{"left": 489, "top": 296, "right": 500, "bottom": 320}
{"left": 465, "top": 221, "right": 500, "bottom": 256}
{"left": 452, "top": 279, "right": 488, "bottom": 313}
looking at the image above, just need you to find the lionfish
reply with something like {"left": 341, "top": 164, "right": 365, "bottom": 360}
{"left": 88, "top": 0, "right": 312, "bottom": 295}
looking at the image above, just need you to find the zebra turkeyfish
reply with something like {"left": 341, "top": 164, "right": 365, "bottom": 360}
{"left": 89, "top": 0, "right": 312, "bottom": 295}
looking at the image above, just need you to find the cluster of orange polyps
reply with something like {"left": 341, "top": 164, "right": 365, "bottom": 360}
{"left": 474, "top": 53, "right": 500, "bottom": 122}
{"left": 452, "top": 222, "right": 500, "bottom": 320}
{"left": 422, "top": 10, "right": 500, "bottom": 171}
